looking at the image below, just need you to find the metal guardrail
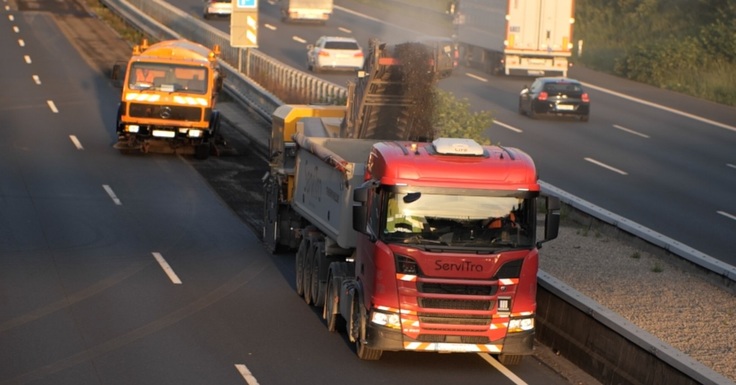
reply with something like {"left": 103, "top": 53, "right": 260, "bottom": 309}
{"left": 97, "top": 2, "right": 735, "bottom": 384}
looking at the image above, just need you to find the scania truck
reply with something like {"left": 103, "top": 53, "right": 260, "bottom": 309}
{"left": 262, "top": 40, "right": 560, "bottom": 363}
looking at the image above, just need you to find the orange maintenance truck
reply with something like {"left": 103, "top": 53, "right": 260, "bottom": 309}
{"left": 263, "top": 40, "right": 560, "bottom": 363}
{"left": 112, "top": 39, "right": 224, "bottom": 159}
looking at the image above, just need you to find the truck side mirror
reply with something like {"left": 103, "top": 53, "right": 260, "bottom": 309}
{"left": 215, "top": 76, "right": 224, "bottom": 92}
{"left": 537, "top": 196, "right": 560, "bottom": 248}
{"left": 111, "top": 64, "right": 120, "bottom": 81}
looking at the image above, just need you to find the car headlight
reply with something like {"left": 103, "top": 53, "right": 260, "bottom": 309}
{"left": 370, "top": 310, "right": 401, "bottom": 329}
{"left": 508, "top": 317, "right": 534, "bottom": 332}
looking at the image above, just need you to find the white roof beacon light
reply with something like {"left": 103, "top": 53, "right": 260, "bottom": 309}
{"left": 432, "top": 138, "right": 485, "bottom": 156}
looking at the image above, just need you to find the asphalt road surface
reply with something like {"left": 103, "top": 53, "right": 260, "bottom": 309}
{"left": 0, "top": 2, "right": 586, "bottom": 384}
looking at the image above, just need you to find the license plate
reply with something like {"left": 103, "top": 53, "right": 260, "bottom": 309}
{"left": 556, "top": 104, "right": 574, "bottom": 111}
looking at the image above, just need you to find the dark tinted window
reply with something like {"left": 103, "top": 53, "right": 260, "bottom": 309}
{"left": 323, "top": 41, "right": 360, "bottom": 50}
{"left": 544, "top": 82, "right": 583, "bottom": 93}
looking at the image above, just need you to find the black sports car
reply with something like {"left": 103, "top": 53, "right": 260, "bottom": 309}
{"left": 519, "top": 77, "right": 590, "bottom": 121}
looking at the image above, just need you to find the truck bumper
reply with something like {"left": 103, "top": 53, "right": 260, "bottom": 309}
{"left": 364, "top": 323, "right": 534, "bottom": 355}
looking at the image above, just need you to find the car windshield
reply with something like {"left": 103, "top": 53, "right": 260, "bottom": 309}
{"left": 323, "top": 41, "right": 359, "bottom": 50}
{"left": 128, "top": 63, "right": 208, "bottom": 94}
{"left": 381, "top": 192, "right": 535, "bottom": 250}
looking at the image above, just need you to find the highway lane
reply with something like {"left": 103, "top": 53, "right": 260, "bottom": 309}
{"left": 182, "top": 0, "right": 736, "bottom": 264}
{"left": 0, "top": 3, "right": 580, "bottom": 384}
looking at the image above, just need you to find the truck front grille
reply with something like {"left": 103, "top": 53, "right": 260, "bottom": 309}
{"left": 129, "top": 103, "right": 202, "bottom": 121}
{"left": 417, "top": 312, "right": 491, "bottom": 325}
{"left": 419, "top": 297, "right": 493, "bottom": 311}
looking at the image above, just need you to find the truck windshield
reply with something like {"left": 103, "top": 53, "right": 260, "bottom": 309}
{"left": 381, "top": 192, "right": 535, "bottom": 249}
{"left": 128, "top": 63, "right": 208, "bottom": 94}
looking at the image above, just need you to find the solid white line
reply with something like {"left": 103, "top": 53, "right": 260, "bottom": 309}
{"left": 613, "top": 124, "right": 650, "bottom": 138}
{"left": 102, "top": 184, "right": 122, "bottom": 205}
{"left": 152, "top": 252, "right": 182, "bottom": 285}
{"left": 717, "top": 211, "right": 736, "bottom": 221}
{"left": 338, "top": 27, "right": 352, "bottom": 33}
{"left": 494, "top": 120, "right": 523, "bottom": 133}
{"left": 465, "top": 72, "right": 488, "bottom": 82}
{"left": 727, "top": 163, "right": 736, "bottom": 170}
{"left": 478, "top": 354, "right": 528, "bottom": 385}
{"left": 32, "top": 75, "right": 40, "bottom": 84}
{"left": 263, "top": 23, "right": 276, "bottom": 30}
{"left": 47, "top": 100, "right": 58, "bottom": 113}
{"left": 584, "top": 157, "right": 628, "bottom": 175}
{"left": 292, "top": 36, "right": 307, "bottom": 44}
{"left": 581, "top": 81, "right": 736, "bottom": 133}
{"left": 235, "top": 364, "right": 260, "bottom": 385}
{"left": 25, "top": 56, "right": 32, "bottom": 64}
{"left": 18, "top": 39, "right": 24, "bottom": 47}
{"left": 69, "top": 135, "right": 84, "bottom": 150}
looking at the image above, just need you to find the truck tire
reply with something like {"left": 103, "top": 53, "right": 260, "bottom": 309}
{"left": 295, "top": 238, "right": 308, "bottom": 297}
{"left": 310, "top": 241, "right": 326, "bottom": 307}
{"left": 324, "top": 261, "right": 350, "bottom": 332}
{"left": 351, "top": 296, "right": 382, "bottom": 360}
{"left": 303, "top": 238, "right": 317, "bottom": 305}
{"left": 195, "top": 142, "right": 211, "bottom": 160}
{"left": 498, "top": 354, "right": 523, "bottom": 366}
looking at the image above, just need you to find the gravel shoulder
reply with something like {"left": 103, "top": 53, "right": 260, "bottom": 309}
{"left": 540, "top": 216, "right": 736, "bottom": 383}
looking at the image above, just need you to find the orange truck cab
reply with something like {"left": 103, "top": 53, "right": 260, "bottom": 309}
{"left": 112, "top": 39, "right": 224, "bottom": 159}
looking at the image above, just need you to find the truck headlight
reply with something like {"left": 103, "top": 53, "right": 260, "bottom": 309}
{"left": 126, "top": 125, "right": 140, "bottom": 133}
{"left": 371, "top": 310, "right": 401, "bottom": 329}
{"left": 508, "top": 317, "right": 534, "bottom": 332}
{"left": 187, "top": 129, "right": 203, "bottom": 138}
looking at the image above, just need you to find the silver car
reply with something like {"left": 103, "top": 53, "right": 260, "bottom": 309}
{"left": 307, "top": 36, "right": 364, "bottom": 73}
{"left": 203, "top": 0, "right": 232, "bottom": 19}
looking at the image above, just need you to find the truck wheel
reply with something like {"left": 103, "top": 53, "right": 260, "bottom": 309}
{"left": 323, "top": 273, "right": 340, "bottom": 332}
{"left": 498, "top": 354, "right": 523, "bottom": 366}
{"left": 295, "top": 238, "right": 308, "bottom": 297}
{"left": 195, "top": 142, "right": 210, "bottom": 160}
{"left": 310, "top": 241, "right": 326, "bottom": 307}
{"left": 351, "top": 296, "right": 382, "bottom": 360}
{"left": 303, "top": 240, "right": 317, "bottom": 305}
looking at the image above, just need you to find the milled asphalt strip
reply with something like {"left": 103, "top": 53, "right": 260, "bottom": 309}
{"left": 0, "top": 262, "right": 152, "bottom": 333}
{"left": 0, "top": 260, "right": 272, "bottom": 385}
{"left": 581, "top": 81, "right": 736, "bottom": 133}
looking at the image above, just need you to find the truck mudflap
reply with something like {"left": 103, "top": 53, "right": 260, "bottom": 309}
{"left": 364, "top": 322, "right": 534, "bottom": 355}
